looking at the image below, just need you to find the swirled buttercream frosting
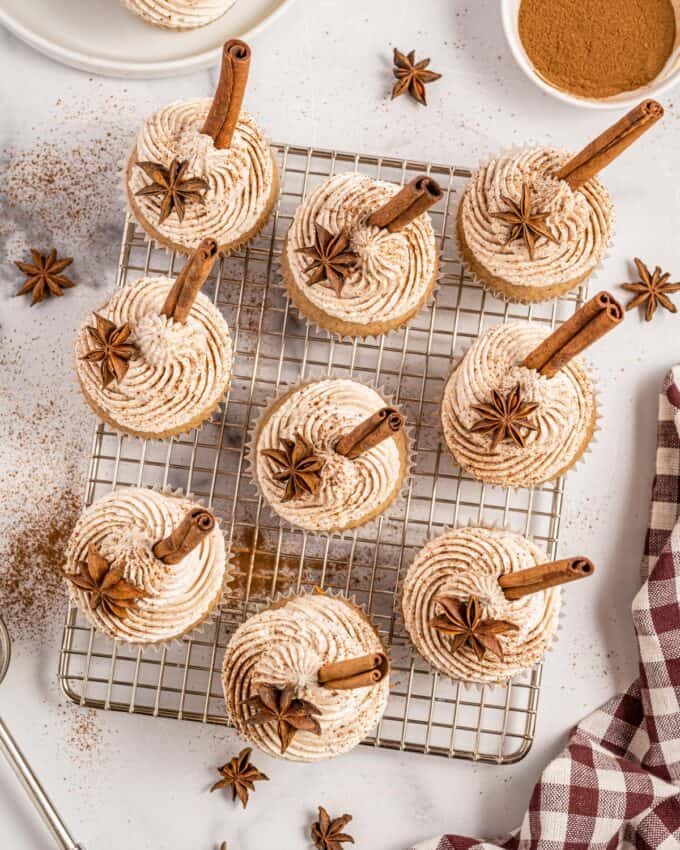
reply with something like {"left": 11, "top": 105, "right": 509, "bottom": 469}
{"left": 402, "top": 527, "right": 560, "bottom": 684}
{"left": 253, "top": 379, "right": 408, "bottom": 532}
{"left": 121, "top": 0, "right": 234, "bottom": 29}
{"left": 222, "top": 594, "right": 389, "bottom": 761}
{"left": 284, "top": 173, "right": 438, "bottom": 335}
{"left": 64, "top": 488, "right": 228, "bottom": 644}
{"left": 127, "top": 99, "right": 277, "bottom": 253}
{"left": 75, "top": 275, "right": 233, "bottom": 438}
{"left": 458, "top": 148, "right": 613, "bottom": 295}
{"left": 441, "top": 322, "right": 595, "bottom": 487}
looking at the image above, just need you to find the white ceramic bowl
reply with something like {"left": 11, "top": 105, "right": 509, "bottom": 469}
{"left": 501, "top": 0, "right": 680, "bottom": 109}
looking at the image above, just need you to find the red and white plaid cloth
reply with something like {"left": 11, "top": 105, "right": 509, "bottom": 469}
{"left": 414, "top": 366, "right": 680, "bottom": 850}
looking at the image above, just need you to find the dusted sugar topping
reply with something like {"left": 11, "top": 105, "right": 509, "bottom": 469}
{"left": 441, "top": 322, "right": 594, "bottom": 487}
{"left": 122, "top": 0, "right": 235, "bottom": 29}
{"left": 254, "top": 379, "right": 406, "bottom": 532}
{"left": 128, "top": 99, "right": 274, "bottom": 252}
{"left": 460, "top": 147, "right": 613, "bottom": 289}
{"left": 222, "top": 594, "right": 389, "bottom": 761}
{"left": 75, "top": 276, "right": 232, "bottom": 437}
{"left": 401, "top": 527, "right": 561, "bottom": 683}
{"left": 64, "top": 488, "right": 227, "bottom": 644}
{"left": 286, "top": 173, "right": 437, "bottom": 326}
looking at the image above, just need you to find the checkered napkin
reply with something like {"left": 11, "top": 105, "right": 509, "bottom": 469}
{"left": 414, "top": 367, "right": 680, "bottom": 850}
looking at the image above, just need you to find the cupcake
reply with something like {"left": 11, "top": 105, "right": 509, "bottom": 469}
{"left": 63, "top": 487, "right": 228, "bottom": 645}
{"left": 441, "top": 291, "right": 623, "bottom": 488}
{"left": 251, "top": 378, "right": 409, "bottom": 533}
{"left": 222, "top": 593, "right": 390, "bottom": 761}
{"left": 401, "top": 526, "right": 594, "bottom": 684}
{"left": 126, "top": 40, "right": 279, "bottom": 255}
{"left": 75, "top": 240, "right": 233, "bottom": 440}
{"left": 457, "top": 100, "right": 663, "bottom": 302}
{"left": 121, "top": 0, "right": 235, "bottom": 29}
{"left": 282, "top": 173, "right": 441, "bottom": 337}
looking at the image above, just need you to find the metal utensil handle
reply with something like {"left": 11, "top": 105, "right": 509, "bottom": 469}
{"left": 0, "top": 716, "right": 83, "bottom": 850}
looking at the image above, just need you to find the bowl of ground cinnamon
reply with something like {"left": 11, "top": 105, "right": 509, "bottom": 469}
{"left": 501, "top": 0, "right": 680, "bottom": 107}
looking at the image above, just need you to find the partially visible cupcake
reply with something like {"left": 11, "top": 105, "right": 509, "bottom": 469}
{"left": 401, "top": 526, "right": 593, "bottom": 684}
{"left": 282, "top": 173, "right": 441, "bottom": 337}
{"left": 121, "top": 0, "right": 235, "bottom": 29}
{"left": 75, "top": 239, "right": 233, "bottom": 439}
{"left": 251, "top": 378, "right": 409, "bottom": 533}
{"left": 222, "top": 593, "right": 390, "bottom": 761}
{"left": 63, "top": 487, "right": 228, "bottom": 645}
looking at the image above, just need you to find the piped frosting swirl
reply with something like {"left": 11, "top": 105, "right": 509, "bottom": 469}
{"left": 121, "top": 0, "right": 234, "bottom": 28}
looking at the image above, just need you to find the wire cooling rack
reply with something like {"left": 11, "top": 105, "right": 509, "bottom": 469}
{"left": 59, "top": 142, "right": 587, "bottom": 764}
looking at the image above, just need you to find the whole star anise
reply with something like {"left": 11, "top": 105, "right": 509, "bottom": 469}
{"left": 490, "top": 184, "right": 558, "bottom": 260}
{"left": 430, "top": 596, "right": 518, "bottom": 662}
{"left": 65, "top": 543, "right": 145, "bottom": 619}
{"left": 80, "top": 313, "right": 138, "bottom": 388}
{"left": 621, "top": 257, "right": 680, "bottom": 322}
{"left": 296, "top": 224, "right": 359, "bottom": 297}
{"left": 261, "top": 434, "right": 325, "bottom": 502}
{"left": 311, "top": 806, "right": 355, "bottom": 850}
{"left": 15, "top": 249, "right": 75, "bottom": 305}
{"left": 210, "top": 747, "right": 268, "bottom": 809}
{"left": 391, "top": 48, "right": 442, "bottom": 106}
{"left": 135, "top": 158, "right": 209, "bottom": 224}
{"left": 245, "top": 684, "right": 322, "bottom": 754}
{"left": 469, "top": 385, "right": 539, "bottom": 451}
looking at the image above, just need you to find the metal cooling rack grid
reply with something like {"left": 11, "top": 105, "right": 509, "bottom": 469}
{"left": 59, "top": 142, "right": 586, "bottom": 764}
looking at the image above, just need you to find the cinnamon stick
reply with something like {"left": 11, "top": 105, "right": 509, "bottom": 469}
{"left": 318, "top": 652, "right": 389, "bottom": 690}
{"left": 499, "top": 557, "right": 594, "bottom": 601}
{"left": 160, "top": 238, "right": 218, "bottom": 323}
{"left": 201, "top": 39, "right": 251, "bottom": 150}
{"left": 521, "top": 290, "right": 623, "bottom": 379}
{"left": 555, "top": 100, "right": 663, "bottom": 190}
{"left": 335, "top": 407, "right": 404, "bottom": 459}
{"left": 152, "top": 508, "right": 215, "bottom": 565}
{"left": 366, "top": 176, "right": 442, "bottom": 232}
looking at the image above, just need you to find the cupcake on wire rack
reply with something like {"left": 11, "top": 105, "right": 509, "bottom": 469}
{"left": 75, "top": 238, "right": 232, "bottom": 440}
{"left": 126, "top": 39, "right": 279, "bottom": 255}
{"left": 120, "top": 0, "right": 236, "bottom": 29}
{"left": 282, "top": 173, "right": 441, "bottom": 337}
{"left": 441, "top": 291, "right": 624, "bottom": 488}
{"left": 457, "top": 100, "right": 663, "bottom": 302}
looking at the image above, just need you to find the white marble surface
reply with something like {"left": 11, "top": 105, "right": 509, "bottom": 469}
{"left": 1, "top": 2, "right": 679, "bottom": 849}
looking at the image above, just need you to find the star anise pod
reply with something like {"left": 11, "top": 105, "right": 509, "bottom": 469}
{"left": 210, "top": 747, "right": 268, "bottom": 809}
{"left": 65, "top": 543, "right": 145, "bottom": 619}
{"left": 15, "top": 249, "right": 75, "bottom": 305}
{"left": 261, "top": 434, "right": 325, "bottom": 502}
{"left": 80, "top": 313, "right": 138, "bottom": 388}
{"left": 490, "top": 184, "right": 558, "bottom": 260}
{"left": 430, "top": 596, "right": 518, "bottom": 662}
{"left": 296, "top": 224, "right": 359, "bottom": 297}
{"left": 245, "top": 684, "right": 322, "bottom": 754}
{"left": 469, "top": 385, "right": 539, "bottom": 451}
{"left": 311, "top": 806, "right": 354, "bottom": 850}
{"left": 621, "top": 257, "right": 680, "bottom": 322}
{"left": 391, "top": 48, "right": 442, "bottom": 106}
{"left": 135, "top": 158, "right": 209, "bottom": 225}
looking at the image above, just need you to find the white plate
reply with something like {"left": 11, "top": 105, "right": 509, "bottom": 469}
{"left": 0, "top": 0, "right": 295, "bottom": 78}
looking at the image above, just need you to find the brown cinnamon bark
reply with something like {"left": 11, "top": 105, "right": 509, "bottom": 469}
{"left": 201, "top": 39, "right": 251, "bottom": 150}
{"left": 160, "top": 238, "right": 219, "bottom": 323}
{"left": 152, "top": 508, "right": 216, "bottom": 565}
{"left": 521, "top": 291, "right": 623, "bottom": 379}
{"left": 318, "top": 652, "right": 389, "bottom": 689}
{"left": 555, "top": 100, "right": 663, "bottom": 190}
{"left": 366, "top": 176, "right": 442, "bottom": 232}
{"left": 335, "top": 408, "right": 404, "bottom": 459}
{"left": 499, "top": 557, "right": 594, "bottom": 600}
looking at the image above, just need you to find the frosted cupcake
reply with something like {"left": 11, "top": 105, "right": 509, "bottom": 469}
{"left": 457, "top": 100, "right": 662, "bottom": 302}
{"left": 441, "top": 291, "right": 623, "bottom": 488}
{"left": 282, "top": 173, "right": 441, "bottom": 337}
{"left": 126, "top": 40, "right": 278, "bottom": 255}
{"left": 75, "top": 240, "right": 232, "bottom": 439}
{"left": 251, "top": 378, "right": 409, "bottom": 533}
{"left": 63, "top": 487, "right": 228, "bottom": 645}
{"left": 121, "top": 0, "right": 235, "bottom": 29}
{"left": 222, "top": 593, "right": 390, "bottom": 761}
{"left": 401, "top": 526, "right": 594, "bottom": 684}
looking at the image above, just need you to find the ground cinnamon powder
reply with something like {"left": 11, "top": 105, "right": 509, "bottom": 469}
{"left": 518, "top": 0, "right": 677, "bottom": 99}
